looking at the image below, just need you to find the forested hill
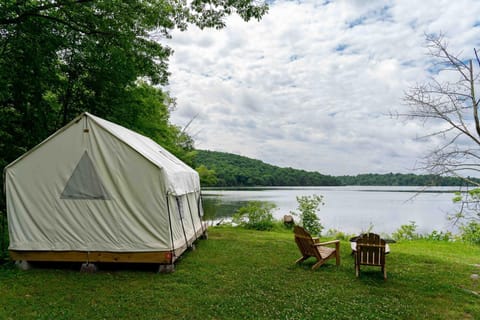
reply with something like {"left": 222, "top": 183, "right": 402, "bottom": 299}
{"left": 194, "top": 150, "right": 480, "bottom": 187}
{"left": 338, "top": 173, "right": 480, "bottom": 187}
{"left": 194, "top": 150, "right": 341, "bottom": 187}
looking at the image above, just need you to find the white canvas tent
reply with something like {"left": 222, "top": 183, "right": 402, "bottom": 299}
{"left": 4, "top": 112, "right": 206, "bottom": 269}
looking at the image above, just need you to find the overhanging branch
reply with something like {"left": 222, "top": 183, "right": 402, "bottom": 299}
{"left": 0, "top": 0, "right": 94, "bottom": 26}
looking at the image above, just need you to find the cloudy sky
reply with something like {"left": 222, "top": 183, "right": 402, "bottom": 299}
{"left": 164, "top": 0, "right": 480, "bottom": 176}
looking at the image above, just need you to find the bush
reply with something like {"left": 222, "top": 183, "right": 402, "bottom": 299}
{"left": 1, "top": 212, "right": 8, "bottom": 262}
{"left": 290, "top": 194, "right": 324, "bottom": 236}
{"left": 460, "top": 221, "right": 480, "bottom": 245}
{"left": 325, "top": 229, "right": 355, "bottom": 241}
{"left": 232, "top": 201, "right": 277, "bottom": 231}
{"left": 392, "top": 221, "right": 419, "bottom": 241}
{"left": 425, "top": 230, "right": 453, "bottom": 241}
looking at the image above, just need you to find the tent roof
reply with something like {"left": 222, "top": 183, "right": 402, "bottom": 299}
{"left": 88, "top": 113, "right": 200, "bottom": 195}
{"left": 88, "top": 113, "right": 193, "bottom": 172}
{"left": 5, "top": 112, "right": 200, "bottom": 195}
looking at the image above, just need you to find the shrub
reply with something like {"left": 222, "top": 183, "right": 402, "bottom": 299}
{"left": 425, "top": 230, "right": 453, "bottom": 241}
{"left": 290, "top": 194, "right": 324, "bottom": 236}
{"left": 325, "top": 228, "right": 355, "bottom": 241}
{"left": 392, "top": 221, "right": 419, "bottom": 241}
{"left": 232, "top": 201, "right": 277, "bottom": 231}
{"left": 460, "top": 221, "right": 480, "bottom": 245}
{"left": 361, "top": 222, "right": 374, "bottom": 234}
{"left": 0, "top": 213, "right": 8, "bottom": 262}
{"left": 451, "top": 188, "right": 480, "bottom": 223}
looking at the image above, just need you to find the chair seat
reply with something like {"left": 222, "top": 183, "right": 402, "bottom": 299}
{"left": 317, "top": 246, "right": 336, "bottom": 257}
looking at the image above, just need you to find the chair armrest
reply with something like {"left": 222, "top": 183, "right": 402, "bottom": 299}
{"left": 314, "top": 240, "right": 340, "bottom": 246}
{"left": 312, "top": 237, "right": 320, "bottom": 243}
{"left": 357, "top": 243, "right": 385, "bottom": 248}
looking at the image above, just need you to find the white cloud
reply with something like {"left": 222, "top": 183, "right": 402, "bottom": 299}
{"left": 163, "top": 0, "right": 480, "bottom": 175}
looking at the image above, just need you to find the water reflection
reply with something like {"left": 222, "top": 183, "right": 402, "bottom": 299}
{"left": 202, "top": 196, "right": 249, "bottom": 221}
{"left": 201, "top": 186, "right": 460, "bottom": 235}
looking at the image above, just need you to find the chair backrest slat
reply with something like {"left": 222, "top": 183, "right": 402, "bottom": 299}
{"left": 294, "top": 226, "right": 320, "bottom": 258}
{"left": 356, "top": 233, "right": 386, "bottom": 266}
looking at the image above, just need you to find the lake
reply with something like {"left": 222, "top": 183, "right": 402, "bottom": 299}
{"left": 201, "top": 186, "right": 460, "bottom": 235}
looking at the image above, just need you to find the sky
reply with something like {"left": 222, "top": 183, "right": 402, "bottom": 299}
{"left": 163, "top": 0, "right": 480, "bottom": 176}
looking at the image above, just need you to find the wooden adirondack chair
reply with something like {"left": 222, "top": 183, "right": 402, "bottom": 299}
{"left": 354, "top": 233, "right": 387, "bottom": 280}
{"left": 293, "top": 225, "right": 340, "bottom": 270}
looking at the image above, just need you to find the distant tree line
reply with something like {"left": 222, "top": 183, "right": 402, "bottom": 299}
{"left": 194, "top": 150, "right": 341, "bottom": 187}
{"left": 337, "top": 173, "right": 480, "bottom": 187}
{"left": 194, "top": 150, "right": 480, "bottom": 187}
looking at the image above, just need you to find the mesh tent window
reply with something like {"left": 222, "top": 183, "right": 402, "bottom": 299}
{"left": 60, "top": 151, "right": 111, "bottom": 200}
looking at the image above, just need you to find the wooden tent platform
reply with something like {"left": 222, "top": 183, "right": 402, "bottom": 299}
{"left": 9, "top": 250, "right": 176, "bottom": 264}
{"left": 9, "top": 224, "right": 208, "bottom": 268}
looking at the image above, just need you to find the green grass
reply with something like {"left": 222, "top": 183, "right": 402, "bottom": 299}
{"left": 1, "top": 226, "right": 479, "bottom": 319}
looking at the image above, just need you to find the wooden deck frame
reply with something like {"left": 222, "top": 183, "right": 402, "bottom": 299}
{"left": 10, "top": 250, "right": 176, "bottom": 264}
{"left": 10, "top": 223, "right": 207, "bottom": 265}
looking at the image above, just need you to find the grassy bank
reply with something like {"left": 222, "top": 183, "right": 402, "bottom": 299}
{"left": 0, "top": 226, "right": 479, "bottom": 319}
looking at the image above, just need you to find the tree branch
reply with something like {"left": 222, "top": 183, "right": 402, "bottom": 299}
{"left": 0, "top": 0, "right": 94, "bottom": 25}
{"left": 470, "top": 59, "right": 480, "bottom": 139}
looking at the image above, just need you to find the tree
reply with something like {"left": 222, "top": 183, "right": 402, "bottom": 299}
{"left": 196, "top": 164, "right": 218, "bottom": 186}
{"left": 0, "top": 0, "right": 269, "bottom": 171}
{"left": 232, "top": 201, "right": 277, "bottom": 231}
{"left": 290, "top": 194, "right": 324, "bottom": 236}
{"left": 0, "top": 1, "right": 268, "bottom": 150}
{"left": 0, "top": 0, "right": 269, "bottom": 257}
{"left": 403, "top": 34, "right": 480, "bottom": 222}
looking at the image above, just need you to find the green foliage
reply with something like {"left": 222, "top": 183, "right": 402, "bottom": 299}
{"left": 325, "top": 229, "right": 355, "bottom": 241}
{"left": 453, "top": 188, "right": 480, "bottom": 204}
{"left": 452, "top": 191, "right": 463, "bottom": 203}
{"left": 424, "top": 230, "right": 453, "bottom": 241}
{"left": 290, "top": 194, "right": 324, "bottom": 236}
{"left": 232, "top": 201, "right": 277, "bottom": 231}
{"left": 196, "top": 165, "right": 218, "bottom": 186}
{"left": 451, "top": 188, "right": 480, "bottom": 224}
{"left": 194, "top": 150, "right": 341, "bottom": 187}
{"left": 0, "top": 212, "right": 8, "bottom": 261}
{"left": 338, "top": 173, "right": 480, "bottom": 186}
{"left": 392, "top": 221, "right": 419, "bottom": 241}
{"left": 460, "top": 221, "right": 480, "bottom": 245}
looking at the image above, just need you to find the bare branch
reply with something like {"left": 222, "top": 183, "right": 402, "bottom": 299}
{"left": 475, "top": 48, "right": 480, "bottom": 68}
{"left": 469, "top": 59, "right": 480, "bottom": 139}
{"left": 425, "top": 34, "right": 470, "bottom": 81}
{"left": 402, "top": 35, "right": 480, "bottom": 223}
{"left": 182, "top": 113, "right": 199, "bottom": 134}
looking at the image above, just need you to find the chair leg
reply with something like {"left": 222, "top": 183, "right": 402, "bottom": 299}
{"left": 295, "top": 256, "right": 308, "bottom": 264}
{"left": 312, "top": 259, "right": 326, "bottom": 270}
{"left": 355, "top": 263, "right": 360, "bottom": 277}
{"left": 382, "top": 265, "right": 387, "bottom": 280}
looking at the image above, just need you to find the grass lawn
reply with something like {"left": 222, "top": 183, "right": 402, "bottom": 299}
{"left": 0, "top": 226, "right": 479, "bottom": 319}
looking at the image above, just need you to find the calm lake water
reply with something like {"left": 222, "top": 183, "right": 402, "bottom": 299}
{"left": 201, "top": 186, "right": 460, "bottom": 235}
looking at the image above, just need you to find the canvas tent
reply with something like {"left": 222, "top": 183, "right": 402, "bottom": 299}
{"left": 4, "top": 112, "right": 206, "bottom": 269}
